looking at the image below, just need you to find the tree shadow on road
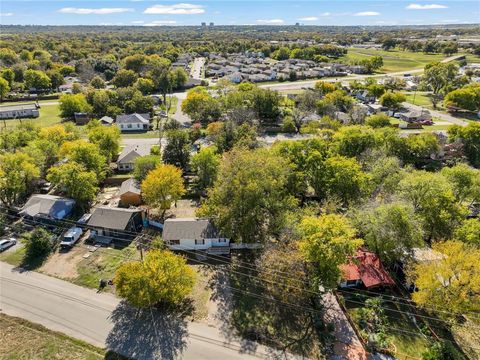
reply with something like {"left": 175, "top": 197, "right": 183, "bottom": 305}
{"left": 105, "top": 301, "right": 189, "bottom": 360}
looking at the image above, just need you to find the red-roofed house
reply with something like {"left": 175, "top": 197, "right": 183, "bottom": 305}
{"left": 340, "top": 249, "right": 395, "bottom": 289}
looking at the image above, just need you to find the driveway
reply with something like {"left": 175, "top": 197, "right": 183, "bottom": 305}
{"left": 191, "top": 57, "right": 206, "bottom": 80}
{"left": 0, "top": 262, "right": 278, "bottom": 360}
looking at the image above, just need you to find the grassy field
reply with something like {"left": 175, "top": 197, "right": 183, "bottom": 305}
{"left": 344, "top": 48, "right": 448, "bottom": 73}
{"left": 402, "top": 92, "right": 439, "bottom": 109}
{"left": 0, "top": 313, "right": 109, "bottom": 360}
{"left": 0, "top": 100, "right": 62, "bottom": 130}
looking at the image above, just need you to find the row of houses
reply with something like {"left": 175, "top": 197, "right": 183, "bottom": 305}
{"left": 206, "top": 53, "right": 366, "bottom": 84}
{"left": 17, "top": 194, "right": 230, "bottom": 252}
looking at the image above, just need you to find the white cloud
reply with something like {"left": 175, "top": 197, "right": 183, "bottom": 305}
{"left": 298, "top": 16, "right": 318, "bottom": 21}
{"left": 354, "top": 11, "right": 380, "bottom": 16}
{"left": 0, "top": 12, "right": 14, "bottom": 16}
{"left": 58, "top": 7, "right": 133, "bottom": 15}
{"left": 320, "top": 12, "right": 332, "bottom": 17}
{"left": 143, "top": 3, "right": 204, "bottom": 15}
{"left": 406, "top": 4, "right": 448, "bottom": 10}
{"left": 144, "top": 20, "right": 177, "bottom": 26}
{"left": 256, "top": 19, "right": 284, "bottom": 24}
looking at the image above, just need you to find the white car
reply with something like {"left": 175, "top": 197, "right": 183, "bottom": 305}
{"left": 0, "top": 238, "right": 17, "bottom": 252}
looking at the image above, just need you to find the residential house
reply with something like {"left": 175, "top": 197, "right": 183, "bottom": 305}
{"left": 116, "top": 113, "right": 150, "bottom": 132}
{"left": 119, "top": 178, "right": 142, "bottom": 206}
{"left": 19, "top": 194, "right": 75, "bottom": 221}
{"left": 87, "top": 206, "right": 145, "bottom": 243}
{"left": 398, "top": 109, "right": 432, "bottom": 123}
{"left": 340, "top": 249, "right": 395, "bottom": 289}
{"left": 117, "top": 144, "right": 152, "bottom": 172}
{"left": 0, "top": 103, "right": 39, "bottom": 119}
{"left": 163, "top": 218, "right": 230, "bottom": 254}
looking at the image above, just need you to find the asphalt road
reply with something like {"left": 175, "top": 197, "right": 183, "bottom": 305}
{"left": 0, "top": 262, "right": 273, "bottom": 360}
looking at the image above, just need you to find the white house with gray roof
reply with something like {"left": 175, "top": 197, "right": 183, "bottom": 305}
{"left": 162, "top": 218, "right": 229, "bottom": 252}
{"left": 117, "top": 144, "right": 152, "bottom": 172}
{"left": 116, "top": 113, "right": 150, "bottom": 132}
{"left": 0, "top": 103, "right": 40, "bottom": 119}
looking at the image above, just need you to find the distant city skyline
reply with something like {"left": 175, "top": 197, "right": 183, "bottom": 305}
{"left": 0, "top": 1, "right": 478, "bottom": 26}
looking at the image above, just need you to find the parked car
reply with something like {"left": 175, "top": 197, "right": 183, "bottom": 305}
{"left": 60, "top": 227, "right": 83, "bottom": 248}
{"left": 0, "top": 237, "right": 17, "bottom": 252}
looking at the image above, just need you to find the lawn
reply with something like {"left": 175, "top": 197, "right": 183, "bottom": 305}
{"left": 0, "top": 313, "right": 111, "bottom": 360}
{"left": 344, "top": 48, "right": 449, "bottom": 73}
{"left": 0, "top": 101, "right": 62, "bottom": 130}
{"left": 120, "top": 131, "right": 161, "bottom": 139}
{"left": 74, "top": 243, "right": 140, "bottom": 290}
{"left": 0, "top": 243, "right": 26, "bottom": 266}
{"left": 402, "top": 92, "right": 440, "bottom": 109}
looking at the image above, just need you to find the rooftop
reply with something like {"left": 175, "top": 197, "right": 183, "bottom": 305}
{"left": 163, "top": 218, "right": 219, "bottom": 241}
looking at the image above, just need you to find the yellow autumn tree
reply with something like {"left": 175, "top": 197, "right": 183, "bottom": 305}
{"left": 141, "top": 163, "right": 186, "bottom": 218}
{"left": 409, "top": 241, "right": 480, "bottom": 318}
{"left": 114, "top": 250, "right": 195, "bottom": 308}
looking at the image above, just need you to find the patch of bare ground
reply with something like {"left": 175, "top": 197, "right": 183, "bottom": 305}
{"left": 39, "top": 236, "right": 90, "bottom": 279}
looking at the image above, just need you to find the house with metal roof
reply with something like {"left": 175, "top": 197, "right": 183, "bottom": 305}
{"left": 0, "top": 103, "right": 39, "bottom": 119}
{"left": 163, "top": 218, "right": 230, "bottom": 253}
{"left": 19, "top": 194, "right": 75, "bottom": 220}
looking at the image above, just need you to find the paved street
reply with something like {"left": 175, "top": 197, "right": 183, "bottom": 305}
{"left": 0, "top": 262, "right": 274, "bottom": 360}
{"left": 190, "top": 57, "right": 206, "bottom": 80}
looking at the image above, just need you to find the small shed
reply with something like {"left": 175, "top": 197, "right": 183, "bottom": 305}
{"left": 119, "top": 178, "right": 142, "bottom": 206}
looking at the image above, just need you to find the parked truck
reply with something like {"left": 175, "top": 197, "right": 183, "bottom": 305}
{"left": 60, "top": 227, "right": 83, "bottom": 248}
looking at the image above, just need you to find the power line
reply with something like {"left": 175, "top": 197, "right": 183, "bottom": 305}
{"left": 3, "top": 207, "right": 480, "bottom": 327}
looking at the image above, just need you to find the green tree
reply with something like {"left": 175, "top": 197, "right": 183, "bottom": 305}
{"left": 441, "top": 163, "right": 480, "bottom": 203}
{"left": 112, "top": 69, "right": 138, "bottom": 88}
{"left": 332, "top": 125, "right": 378, "bottom": 158}
{"left": 87, "top": 124, "right": 121, "bottom": 162}
{"left": 1, "top": 68, "right": 15, "bottom": 86}
{"left": 448, "top": 123, "right": 480, "bottom": 168}
{"left": 0, "top": 77, "right": 9, "bottom": 100}
{"left": 379, "top": 92, "right": 406, "bottom": 113}
{"left": 47, "top": 162, "right": 98, "bottom": 205}
{"left": 141, "top": 164, "right": 186, "bottom": 217}
{"left": 365, "top": 113, "right": 392, "bottom": 128}
{"left": 394, "top": 132, "right": 440, "bottom": 166}
{"left": 298, "top": 214, "right": 363, "bottom": 290}
{"left": 308, "top": 155, "right": 369, "bottom": 205}
{"left": 133, "top": 155, "right": 161, "bottom": 182}
{"left": 423, "top": 62, "right": 459, "bottom": 108}
{"left": 198, "top": 148, "right": 297, "bottom": 243}
{"left": 444, "top": 83, "right": 480, "bottom": 112}
{"left": 23, "top": 228, "right": 53, "bottom": 263}
{"left": 352, "top": 202, "right": 424, "bottom": 264}
{"left": 59, "top": 93, "right": 92, "bottom": 118}
{"left": 454, "top": 219, "right": 480, "bottom": 246}
{"left": 398, "top": 171, "right": 466, "bottom": 241}
{"left": 135, "top": 78, "right": 155, "bottom": 95}
{"left": 190, "top": 147, "right": 220, "bottom": 192}
{"left": 163, "top": 130, "right": 191, "bottom": 170}
{"left": 181, "top": 89, "right": 222, "bottom": 125}
{"left": 90, "top": 76, "right": 106, "bottom": 89}
{"left": 24, "top": 69, "right": 51, "bottom": 90}
{"left": 59, "top": 140, "right": 106, "bottom": 181}
{"left": 114, "top": 250, "right": 195, "bottom": 308}
{"left": 0, "top": 152, "right": 40, "bottom": 205}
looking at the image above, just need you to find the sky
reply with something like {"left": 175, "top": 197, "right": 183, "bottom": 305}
{"left": 0, "top": 0, "right": 478, "bottom": 26}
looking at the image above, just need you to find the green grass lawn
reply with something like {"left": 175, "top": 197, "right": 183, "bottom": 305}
{"left": 402, "top": 92, "right": 440, "bottom": 109}
{"left": 0, "top": 314, "right": 104, "bottom": 360}
{"left": 0, "top": 102, "right": 62, "bottom": 130}
{"left": 344, "top": 48, "right": 449, "bottom": 73}
{"left": 0, "top": 313, "right": 125, "bottom": 360}
{"left": 120, "top": 131, "right": 161, "bottom": 139}
{"left": 74, "top": 243, "right": 140, "bottom": 289}
{"left": 0, "top": 243, "right": 26, "bottom": 266}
